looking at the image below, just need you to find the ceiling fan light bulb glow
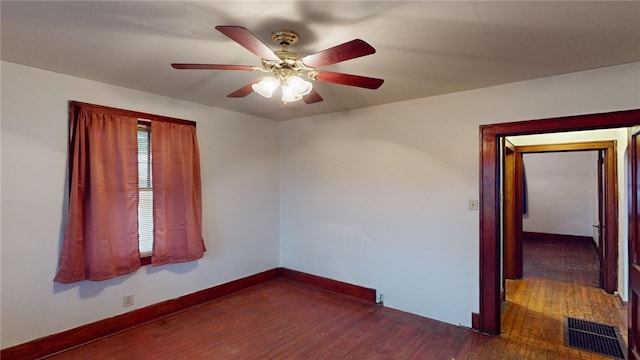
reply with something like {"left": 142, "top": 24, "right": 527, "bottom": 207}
{"left": 252, "top": 77, "right": 280, "bottom": 98}
{"left": 281, "top": 76, "right": 312, "bottom": 103}
{"left": 281, "top": 84, "right": 302, "bottom": 103}
{"left": 287, "top": 76, "right": 313, "bottom": 96}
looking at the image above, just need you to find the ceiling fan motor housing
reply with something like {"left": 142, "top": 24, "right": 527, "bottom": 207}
{"left": 272, "top": 30, "right": 299, "bottom": 46}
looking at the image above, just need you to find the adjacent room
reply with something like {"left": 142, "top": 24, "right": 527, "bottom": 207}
{"left": 1, "top": 1, "right": 639, "bottom": 359}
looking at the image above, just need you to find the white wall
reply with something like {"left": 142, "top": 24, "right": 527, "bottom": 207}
{"left": 521, "top": 151, "right": 598, "bottom": 237}
{"left": 0, "top": 61, "right": 281, "bottom": 348}
{"left": 279, "top": 62, "right": 640, "bottom": 327}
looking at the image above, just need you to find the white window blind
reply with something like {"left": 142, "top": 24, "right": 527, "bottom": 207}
{"left": 137, "top": 124, "right": 153, "bottom": 257}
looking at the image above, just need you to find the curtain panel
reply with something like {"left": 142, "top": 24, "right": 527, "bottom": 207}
{"left": 151, "top": 121, "right": 205, "bottom": 265}
{"left": 54, "top": 107, "right": 140, "bottom": 283}
{"left": 55, "top": 101, "right": 205, "bottom": 283}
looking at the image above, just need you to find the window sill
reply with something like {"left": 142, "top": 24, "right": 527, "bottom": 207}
{"left": 140, "top": 256, "right": 151, "bottom": 266}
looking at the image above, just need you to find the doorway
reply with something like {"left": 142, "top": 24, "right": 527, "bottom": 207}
{"left": 477, "top": 108, "right": 640, "bottom": 336}
{"left": 498, "top": 143, "right": 622, "bottom": 356}
{"left": 502, "top": 141, "right": 617, "bottom": 293}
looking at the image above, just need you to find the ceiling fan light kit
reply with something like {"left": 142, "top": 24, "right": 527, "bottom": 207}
{"left": 171, "top": 26, "right": 384, "bottom": 106}
{"left": 252, "top": 76, "right": 280, "bottom": 98}
{"left": 251, "top": 75, "right": 312, "bottom": 104}
{"left": 280, "top": 75, "right": 313, "bottom": 103}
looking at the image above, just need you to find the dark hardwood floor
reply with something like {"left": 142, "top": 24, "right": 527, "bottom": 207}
{"left": 45, "top": 278, "right": 486, "bottom": 359}
{"left": 43, "top": 237, "right": 626, "bottom": 359}
{"left": 522, "top": 235, "right": 600, "bottom": 287}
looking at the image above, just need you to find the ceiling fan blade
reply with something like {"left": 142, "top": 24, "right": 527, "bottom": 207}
{"left": 171, "top": 64, "right": 256, "bottom": 71}
{"left": 301, "top": 39, "right": 376, "bottom": 68}
{"left": 303, "top": 88, "right": 323, "bottom": 104}
{"left": 215, "top": 25, "right": 280, "bottom": 61}
{"left": 226, "top": 80, "right": 259, "bottom": 98}
{"left": 311, "top": 71, "right": 384, "bottom": 89}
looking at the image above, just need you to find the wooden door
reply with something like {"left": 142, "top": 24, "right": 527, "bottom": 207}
{"left": 629, "top": 128, "right": 640, "bottom": 360}
{"left": 596, "top": 150, "right": 605, "bottom": 288}
{"left": 504, "top": 142, "right": 517, "bottom": 280}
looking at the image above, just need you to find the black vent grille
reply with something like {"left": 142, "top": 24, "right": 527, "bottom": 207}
{"left": 564, "top": 317, "right": 626, "bottom": 359}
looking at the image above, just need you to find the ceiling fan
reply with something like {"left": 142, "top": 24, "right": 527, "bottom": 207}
{"left": 172, "top": 26, "right": 384, "bottom": 105}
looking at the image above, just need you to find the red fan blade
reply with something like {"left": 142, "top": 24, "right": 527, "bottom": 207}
{"left": 171, "top": 64, "right": 256, "bottom": 71}
{"left": 303, "top": 88, "right": 323, "bottom": 104}
{"left": 311, "top": 71, "right": 384, "bottom": 89}
{"left": 301, "top": 39, "right": 376, "bottom": 68}
{"left": 227, "top": 80, "right": 260, "bottom": 98}
{"left": 215, "top": 26, "right": 280, "bottom": 61}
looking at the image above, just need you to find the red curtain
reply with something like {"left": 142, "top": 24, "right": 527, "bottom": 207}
{"left": 54, "top": 108, "right": 140, "bottom": 283}
{"left": 151, "top": 121, "right": 205, "bottom": 265}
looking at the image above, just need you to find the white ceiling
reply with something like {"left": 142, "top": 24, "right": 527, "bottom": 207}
{"left": 2, "top": 1, "right": 639, "bottom": 121}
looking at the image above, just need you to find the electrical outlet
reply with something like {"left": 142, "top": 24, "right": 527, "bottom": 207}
{"left": 123, "top": 294, "right": 134, "bottom": 307}
{"left": 468, "top": 199, "right": 479, "bottom": 210}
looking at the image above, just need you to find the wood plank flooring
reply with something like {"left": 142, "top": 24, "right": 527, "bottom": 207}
{"left": 43, "top": 237, "right": 627, "bottom": 359}
{"left": 523, "top": 235, "right": 600, "bottom": 288}
{"left": 499, "top": 236, "right": 627, "bottom": 359}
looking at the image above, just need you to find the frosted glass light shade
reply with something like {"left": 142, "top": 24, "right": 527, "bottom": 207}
{"left": 281, "top": 85, "right": 300, "bottom": 103}
{"left": 281, "top": 76, "right": 312, "bottom": 103}
{"left": 252, "top": 77, "right": 280, "bottom": 98}
{"left": 287, "top": 76, "right": 313, "bottom": 95}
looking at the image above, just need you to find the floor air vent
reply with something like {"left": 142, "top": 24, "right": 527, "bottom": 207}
{"left": 564, "top": 317, "right": 626, "bottom": 359}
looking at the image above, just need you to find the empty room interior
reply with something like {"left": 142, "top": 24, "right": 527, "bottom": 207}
{"left": 1, "top": 1, "right": 640, "bottom": 359}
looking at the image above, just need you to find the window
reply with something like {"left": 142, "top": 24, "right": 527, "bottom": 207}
{"left": 137, "top": 122, "right": 153, "bottom": 257}
{"left": 54, "top": 101, "right": 205, "bottom": 283}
